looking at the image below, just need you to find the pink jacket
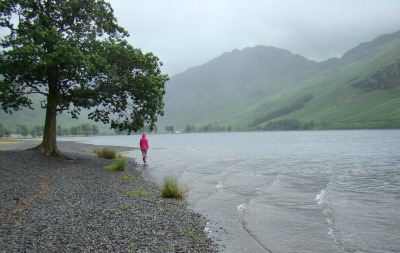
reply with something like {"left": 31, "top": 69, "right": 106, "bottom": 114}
{"left": 139, "top": 134, "right": 149, "bottom": 151}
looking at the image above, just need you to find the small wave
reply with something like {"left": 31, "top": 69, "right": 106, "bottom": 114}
{"left": 216, "top": 180, "right": 223, "bottom": 189}
{"left": 315, "top": 189, "right": 326, "bottom": 205}
{"left": 237, "top": 202, "right": 272, "bottom": 253}
{"left": 316, "top": 187, "right": 357, "bottom": 252}
{"left": 237, "top": 203, "right": 246, "bottom": 212}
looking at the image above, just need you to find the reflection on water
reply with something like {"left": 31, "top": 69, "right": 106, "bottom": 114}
{"left": 60, "top": 130, "right": 400, "bottom": 253}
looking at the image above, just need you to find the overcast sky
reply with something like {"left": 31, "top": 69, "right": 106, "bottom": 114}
{"left": 106, "top": 0, "right": 400, "bottom": 76}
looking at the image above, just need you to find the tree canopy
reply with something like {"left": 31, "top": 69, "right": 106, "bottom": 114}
{"left": 0, "top": 0, "right": 168, "bottom": 156}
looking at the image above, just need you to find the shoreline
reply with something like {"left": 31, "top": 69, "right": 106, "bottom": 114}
{"left": 0, "top": 140, "right": 219, "bottom": 252}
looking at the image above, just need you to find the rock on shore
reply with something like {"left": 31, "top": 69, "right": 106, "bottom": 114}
{"left": 0, "top": 141, "right": 219, "bottom": 252}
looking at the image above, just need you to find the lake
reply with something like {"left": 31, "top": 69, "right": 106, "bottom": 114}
{"left": 60, "top": 130, "right": 400, "bottom": 253}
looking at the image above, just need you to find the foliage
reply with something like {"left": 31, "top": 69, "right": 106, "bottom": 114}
{"left": 95, "top": 147, "right": 117, "bottom": 159}
{"left": 16, "top": 125, "right": 29, "bottom": 138}
{"left": 262, "top": 119, "right": 315, "bottom": 131}
{"left": 0, "top": 0, "right": 168, "bottom": 155}
{"left": 165, "top": 125, "right": 174, "bottom": 133}
{"left": 161, "top": 175, "right": 187, "bottom": 200}
{"left": 104, "top": 155, "right": 127, "bottom": 171}
{"left": 250, "top": 94, "right": 315, "bottom": 127}
{"left": 184, "top": 124, "right": 196, "bottom": 133}
{"left": 0, "top": 124, "right": 11, "bottom": 138}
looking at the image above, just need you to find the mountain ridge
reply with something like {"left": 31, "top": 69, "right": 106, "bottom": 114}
{"left": 159, "top": 29, "right": 400, "bottom": 130}
{"left": 2, "top": 30, "right": 400, "bottom": 132}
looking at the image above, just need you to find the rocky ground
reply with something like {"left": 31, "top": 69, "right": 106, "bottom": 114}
{"left": 0, "top": 140, "right": 219, "bottom": 252}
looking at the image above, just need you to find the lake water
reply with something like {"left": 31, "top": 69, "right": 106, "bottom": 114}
{"left": 59, "top": 130, "right": 400, "bottom": 253}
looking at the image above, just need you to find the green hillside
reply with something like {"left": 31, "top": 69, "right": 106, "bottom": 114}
{"left": 2, "top": 31, "right": 400, "bottom": 133}
{"left": 158, "top": 30, "right": 400, "bottom": 131}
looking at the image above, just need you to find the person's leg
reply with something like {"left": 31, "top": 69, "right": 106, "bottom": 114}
{"left": 141, "top": 150, "right": 147, "bottom": 163}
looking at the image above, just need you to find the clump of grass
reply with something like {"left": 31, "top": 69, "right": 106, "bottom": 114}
{"left": 161, "top": 175, "right": 188, "bottom": 199}
{"left": 122, "top": 175, "right": 137, "bottom": 181}
{"left": 95, "top": 147, "right": 117, "bottom": 159}
{"left": 120, "top": 204, "right": 132, "bottom": 211}
{"left": 129, "top": 242, "right": 136, "bottom": 253}
{"left": 105, "top": 155, "right": 127, "bottom": 171}
{"left": 125, "top": 190, "right": 150, "bottom": 197}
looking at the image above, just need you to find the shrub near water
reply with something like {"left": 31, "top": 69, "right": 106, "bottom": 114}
{"left": 105, "top": 156, "right": 127, "bottom": 171}
{"left": 161, "top": 175, "right": 187, "bottom": 199}
{"left": 95, "top": 148, "right": 116, "bottom": 159}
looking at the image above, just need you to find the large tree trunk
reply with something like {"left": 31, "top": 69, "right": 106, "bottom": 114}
{"left": 33, "top": 69, "right": 65, "bottom": 158}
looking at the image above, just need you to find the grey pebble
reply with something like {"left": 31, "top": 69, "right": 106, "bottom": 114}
{"left": 0, "top": 141, "right": 219, "bottom": 252}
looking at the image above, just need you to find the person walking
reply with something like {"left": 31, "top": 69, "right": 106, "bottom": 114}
{"left": 139, "top": 133, "right": 149, "bottom": 164}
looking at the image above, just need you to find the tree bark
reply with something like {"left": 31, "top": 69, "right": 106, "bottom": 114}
{"left": 33, "top": 68, "right": 65, "bottom": 158}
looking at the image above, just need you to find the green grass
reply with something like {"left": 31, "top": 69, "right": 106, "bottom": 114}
{"left": 120, "top": 204, "right": 132, "bottom": 211}
{"left": 125, "top": 190, "right": 150, "bottom": 197}
{"left": 129, "top": 242, "right": 136, "bottom": 253}
{"left": 161, "top": 175, "right": 188, "bottom": 200}
{"left": 105, "top": 155, "right": 127, "bottom": 171}
{"left": 122, "top": 175, "right": 137, "bottom": 181}
{"left": 95, "top": 147, "right": 117, "bottom": 159}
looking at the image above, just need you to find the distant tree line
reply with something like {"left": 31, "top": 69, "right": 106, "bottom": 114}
{"left": 162, "top": 124, "right": 234, "bottom": 133}
{"left": 258, "top": 119, "right": 315, "bottom": 131}
{"left": 165, "top": 125, "right": 175, "bottom": 133}
{"left": 184, "top": 124, "right": 232, "bottom": 133}
{"left": 0, "top": 124, "right": 12, "bottom": 138}
{"left": 250, "top": 94, "right": 315, "bottom": 128}
{"left": 0, "top": 123, "right": 102, "bottom": 138}
{"left": 59, "top": 124, "right": 99, "bottom": 136}
{"left": 114, "top": 125, "right": 158, "bottom": 135}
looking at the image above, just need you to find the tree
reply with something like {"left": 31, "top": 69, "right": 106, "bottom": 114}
{"left": 70, "top": 126, "right": 78, "bottom": 136}
{"left": 80, "top": 123, "right": 92, "bottom": 136}
{"left": 15, "top": 125, "right": 22, "bottom": 138}
{"left": 185, "top": 124, "right": 196, "bottom": 133}
{"left": 0, "top": 1, "right": 168, "bottom": 157}
{"left": 20, "top": 125, "right": 29, "bottom": 137}
{"left": 34, "top": 125, "right": 43, "bottom": 137}
{"left": 0, "top": 123, "right": 5, "bottom": 138}
{"left": 91, "top": 124, "right": 99, "bottom": 135}
{"left": 57, "top": 125, "right": 62, "bottom": 137}
{"left": 165, "top": 125, "right": 174, "bottom": 133}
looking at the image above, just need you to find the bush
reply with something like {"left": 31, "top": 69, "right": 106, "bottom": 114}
{"left": 105, "top": 156, "right": 127, "bottom": 171}
{"left": 161, "top": 175, "right": 187, "bottom": 199}
{"left": 95, "top": 148, "right": 116, "bottom": 159}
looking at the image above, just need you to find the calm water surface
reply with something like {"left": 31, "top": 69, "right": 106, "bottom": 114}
{"left": 60, "top": 130, "right": 400, "bottom": 253}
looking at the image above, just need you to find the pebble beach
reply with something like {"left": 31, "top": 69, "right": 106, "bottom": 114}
{"left": 0, "top": 140, "right": 219, "bottom": 252}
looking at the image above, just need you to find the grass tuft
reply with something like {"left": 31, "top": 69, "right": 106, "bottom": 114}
{"left": 122, "top": 175, "right": 137, "bottom": 181}
{"left": 125, "top": 190, "right": 150, "bottom": 197}
{"left": 105, "top": 155, "right": 127, "bottom": 171}
{"left": 161, "top": 175, "right": 188, "bottom": 199}
{"left": 95, "top": 148, "right": 116, "bottom": 159}
{"left": 129, "top": 242, "right": 136, "bottom": 253}
{"left": 120, "top": 204, "right": 132, "bottom": 211}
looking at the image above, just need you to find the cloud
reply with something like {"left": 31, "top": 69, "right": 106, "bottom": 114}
{"left": 102, "top": 1, "right": 400, "bottom": 75}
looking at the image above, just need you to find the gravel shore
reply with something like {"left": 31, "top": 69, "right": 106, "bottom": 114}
{"left": 0, "top": 140, "right": 219, "bottom": 252}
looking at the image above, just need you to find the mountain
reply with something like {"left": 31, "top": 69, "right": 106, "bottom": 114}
{"left": 2, "top": 31, "right": 400, "bottom": 133}
{"left": 158, "top": 30, "right": 400, "bottom": 130}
